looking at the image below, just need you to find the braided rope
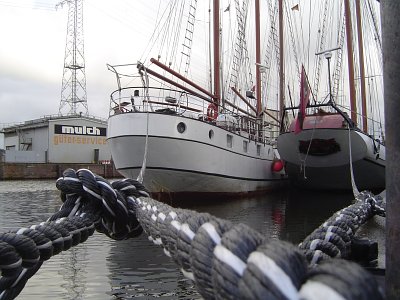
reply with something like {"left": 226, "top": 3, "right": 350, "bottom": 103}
{"left": 0, "top": 169, "right": 386, "bottom": 300}
{"left": 299, "top": 190, "right": 386, "bottom": 265}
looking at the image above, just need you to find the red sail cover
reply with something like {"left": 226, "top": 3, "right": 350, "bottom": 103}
{"left": 294, "top": 65, "right": 310, "bottom": 134}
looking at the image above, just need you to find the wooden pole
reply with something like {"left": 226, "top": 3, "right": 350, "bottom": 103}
{"left": 278, "top": 0, "right": 285, "bottom": 121}
{"left": 355, "top": 0, "right": 368, "bottom": 133}
{"left": 344, "top": 0, "right": 358, "bottom": 125}
{"left": 255, "top": 0, "right": 262, "bottom": 114}
{"left": 150, "top": 58, "right": 216, "bottom": 99}
{"left": 213, "top": 0, "right": 220, "bottom": 105}
{"left": 382, "top": 1, "right": 400, "bottom": 298}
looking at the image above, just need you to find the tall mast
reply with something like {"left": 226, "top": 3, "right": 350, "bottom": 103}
{"left": 355, "top": 0, "right": 368, "bottom": 132}
{"left": 344, "top": 0, "right": 358, "bottom": 125}
{"left": 213, "top": 0, "right": 221, "bottom": 105}
{"left": 255, "top": 0, "right": 262, "bottom": 115}
{"left": 279, "top": 0, "right": 285, "bottom": 121}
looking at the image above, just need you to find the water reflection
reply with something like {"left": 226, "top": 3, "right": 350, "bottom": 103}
{"left": 281, "top": 188, "right": 354, "bottom": 244}
{"left": 0, "top": 180, "right": 357, "bottom": 299}
{"left": 107, "top": 236, "right": 199, "bottom": 299}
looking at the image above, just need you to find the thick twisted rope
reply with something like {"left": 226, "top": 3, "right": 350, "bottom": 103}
{"left": 0, "top": 169, "right": 385, "bottom": 300}
{"left": 299, "top": 190, "right": 385, "bottom": 265}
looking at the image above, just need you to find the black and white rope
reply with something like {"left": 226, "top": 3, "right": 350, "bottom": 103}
{"left": 299, "top": 190, "right": 385, "bottom": 265}
{"left": 0, "top": 217, "right": 94, "bottom": 300}
{"left": 0, "top": 169, "right": 386, "bottom": 300}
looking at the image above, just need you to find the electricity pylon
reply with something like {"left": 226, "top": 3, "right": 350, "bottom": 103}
{"left": 57, "top": 0, "right": 88, "bottom": 116}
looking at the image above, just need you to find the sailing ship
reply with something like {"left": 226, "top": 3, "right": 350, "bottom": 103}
{"left": 277, "top": 0, "right": 385, "bottom": 191}
{"left": 106, "top": 0, "right": 286, "bottom": 199}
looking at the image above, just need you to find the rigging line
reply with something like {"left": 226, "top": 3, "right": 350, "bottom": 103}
{"left": 266, "top": 0, "right": 280, "bottom": 80}
{"left": 363, "top": 1, "right": 383, "bottom": 71}
{"left": 332, "top": 9, "right": 345, "bottom": 101}
{"left": 168, "top": 0, "right": 185, "bottom": 68}
{"left": 222, "top": 0, "right": 234, "bottom": 102}
{"left": 223, "top": 1, "right": 234, "bottom": 95}
{"left": 347, "top": 127, "right": 360, "bottom": 198}
{"left": 370, "top": 77, "right": 385, "bottom": 137}
{"left": 140, "top": 1, "right": 172, "bottom": 63}
{"left": 335, "top": 103, "right": 379, "bottom": 124}
{"left": 241, "top": 0, "right": 251, "bottom": 90}
{"left": 312, "top": 0, "right": 329, "bottom": 101}
{"left": 262, "top": 2, "right": 277, "bottom": 107}
{"left": 207, "top": 0, "right": 212, "bottom": 97}
{"left": 367, "top": 79, "right": 376, "bottom": 136}
{"left": 366, "top": 0, "right": 382, "bottom": 52}
{"left": 284, "top": 0, "right": 300, "bottom": 82}
{"left": 237, "top": 0, "right": 252, "bottom": 92}
{"left": 306, "top": 0, "right": 313, "bottom": 69}
{"left": 294, "top": 0, "right": 305, "bottom": 69}
{"left": 137, "top": 69, "right": 150, "bottom": 184}
{"left": 179, "top": 0, "right": 198, "bottom": 77}
{"left": 85, "top": 2, "right": 143, "bottom": 38}
{"left": 158, "top": 1, "right": 175, "bottom": 63}
{"left": 298, "top": 116, "right": 318, "bottom": 180}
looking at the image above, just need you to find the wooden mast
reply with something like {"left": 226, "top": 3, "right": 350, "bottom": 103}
{"left": 279, "top": 0, "right": 285, "bottom": 121}
{"left": 344, "top": 0, "right": 358, "bottom": 125}
{"left": 355, "top": 0, "right": 368, "bottom": 132}
{"left": 255, "top": 0, "right": 262, "bottom": 115}
{"left": 213, "top": 0, "right": 220, "bottom": 106}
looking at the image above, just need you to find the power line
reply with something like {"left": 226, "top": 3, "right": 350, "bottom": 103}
{"left": 0, "top": 0, "right": 56, "bottom": 11}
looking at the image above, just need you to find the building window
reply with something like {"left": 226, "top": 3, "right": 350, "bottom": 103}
{"left": 243, "top": 140, "right": 248, "bottom": 153}
{"left": 227, "top": 134, "right": 233, "bottom": 148}
{"left": 257, "top": 144, "right": 261, "bottom": 156}
{"left": 6, "top": 145, "right": 15, "bottom": 150}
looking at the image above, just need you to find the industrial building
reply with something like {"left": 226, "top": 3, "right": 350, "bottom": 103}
{"left": 1, "top": 114, "right": 111, "bottom": 164}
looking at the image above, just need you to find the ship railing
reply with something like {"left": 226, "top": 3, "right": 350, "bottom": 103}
{"left": 280, "top": 102, "right": 355, "bottom": 133}
{"left": 109, "top": 86, "right": 208, "bottom": 117}
{"left": 280, "top": 101, "right": 385, "bottom": 143}
{"left": 109, "top": 86, "right": 279, "bottom": 145}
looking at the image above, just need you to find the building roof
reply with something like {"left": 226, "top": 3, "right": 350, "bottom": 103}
{"left": 1, "top": 114, "right": 107, "bottom": 133}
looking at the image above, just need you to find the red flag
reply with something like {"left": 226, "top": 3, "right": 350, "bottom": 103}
{"left": 294, "top": 65, "right": 310, "bottom": 134}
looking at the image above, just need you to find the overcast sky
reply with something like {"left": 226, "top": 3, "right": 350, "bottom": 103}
{"left": 0, "top": 0, "right": 384, "bottom": 148}
{"left": 0, "top": 0, "right": 167, "bottom": 127}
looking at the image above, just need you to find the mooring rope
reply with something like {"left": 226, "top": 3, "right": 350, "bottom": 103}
{"left": 0, "top": 169, "right": 386, "bottom": 300}
{"left": 348, "top": 126, "right": 361, "bottom": 198}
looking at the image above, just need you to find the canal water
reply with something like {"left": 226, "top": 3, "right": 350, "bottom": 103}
{"left": 0, "top": 179, "right": 367, "bottom": 299}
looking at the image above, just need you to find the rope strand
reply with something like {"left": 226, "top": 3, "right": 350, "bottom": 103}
{"left": 0, "top": 169, "right": 385, "bottom": 300}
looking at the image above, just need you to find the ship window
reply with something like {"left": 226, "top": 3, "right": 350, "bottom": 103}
{"left": 257, "top": 145, "right": 261, "bottom": 156}
{"left": 177, "top": 122, "right": 186, "bottom": 133}
{"left": 209, "top": 130, "right": 214, "bottom": 139}
{"left": 243, "top": 140, "right": 248, "bottom": 153}
{"left": 227, "top": 134, "right": 233, "bottom": 148}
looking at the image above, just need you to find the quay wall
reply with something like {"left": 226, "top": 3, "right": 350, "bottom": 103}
{"left": 0, "top": 162, "right": 122, "bottom": 180}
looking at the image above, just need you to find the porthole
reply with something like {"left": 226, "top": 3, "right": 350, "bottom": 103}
{"left": 177, "top": 122, "right": 186, "bottom": 133}
{"left": 227, "top": 134, "right": 233, "bottom": 148}
{"left": 209, "top": 130, "right": 214, "bottom": 139}
{"left": 243, "top": 140, "right": 248, "bottom": 153}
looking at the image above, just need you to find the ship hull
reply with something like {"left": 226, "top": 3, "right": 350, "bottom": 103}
{"left": 277, "top": 128, "right": 385, "bottom": 191}
{"left": 108, "top": 112, "right": 285, "bottom": 197}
